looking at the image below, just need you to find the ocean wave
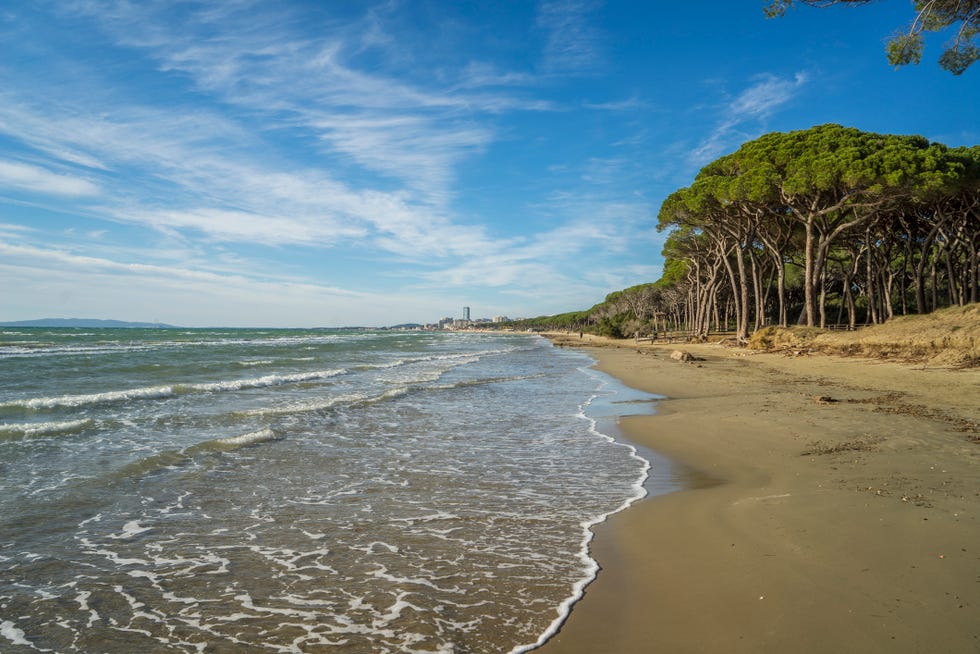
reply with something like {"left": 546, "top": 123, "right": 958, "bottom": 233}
{"left": 237, "top": 387, "right": 407, "bottom": 419}
{"left": 4, "top": 386, "right": 177, "bottom": 410}
{"left": 241, "top": 370, "right": 531, "bottom": 421}
{"left": 2, "top": 369, "right": 347, "bottom": 412}
{"left": 0, "top": 331, "right": 373, "bottom": 359}
{"left": 427, "top": 373, "right": 545, "bottom": 392}
{"left": 211, "top": 428, "right": 279, "bottom": 449}
{"left": 110, "top": 428, "right": 282, "bottom": 481}
{"left": 359, "top": 347, "right": 512, "bottom": 372}
{"left": 0, "top": 342, "right": 156, "bottom": 359}
{"left": 0, "top": 418, "right": 93, "bottom": 439}
{"left": 184, "top": 369, "right": 346, "bottom": 393}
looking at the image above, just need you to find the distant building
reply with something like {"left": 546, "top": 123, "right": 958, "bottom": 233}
{"left": 463, "top": 306, "right": 471, "bottom": 321}
{"left": 492, "top": 316, "right": 510, "bottom": 323}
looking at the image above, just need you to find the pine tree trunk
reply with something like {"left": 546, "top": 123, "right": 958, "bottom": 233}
{"left": 803, "top": 218, "right": 817, "bottom": 326}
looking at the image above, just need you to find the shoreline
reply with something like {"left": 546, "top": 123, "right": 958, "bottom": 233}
{"left": 536, "top": 335, "right": 979, "bottom": 653}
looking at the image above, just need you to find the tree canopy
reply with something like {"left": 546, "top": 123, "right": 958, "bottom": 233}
{"left": 765, "top": 0, "right": 980, "bottom": 75}
{"left": 506, "top": 125, "right": 978, "bottom": 342}
{"left": 654, "top": 124, "right": 978, "bottom": 340}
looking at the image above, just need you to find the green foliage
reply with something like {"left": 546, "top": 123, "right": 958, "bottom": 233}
{"left": 938, "top": 43, "right": 980, "bottom": 76}
{"left": 660, "top": 257, "right": 689, "bottom": 285}
{"left": 501, "top": 310, "right": 591, "bottom": 332}
{"left": 595, "top": 314, "right": 628, "bottom": 338}
{"left": 886, "top": 33, "right": 924, "bottom": 67}
{"left": 767, "top": 0, "right": 980, "bottom": 74}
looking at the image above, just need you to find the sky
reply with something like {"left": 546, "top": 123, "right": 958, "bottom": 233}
{"left": 1, "top": 1, "right": 977, "bottom": 327}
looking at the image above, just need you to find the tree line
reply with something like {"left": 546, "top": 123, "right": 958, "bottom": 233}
{"left": 512, "top": 125, "right": 979, "bottom": 341}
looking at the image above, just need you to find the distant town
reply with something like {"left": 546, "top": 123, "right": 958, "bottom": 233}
{"left": 385, "top": 306, "right": 519, "bottom": 332}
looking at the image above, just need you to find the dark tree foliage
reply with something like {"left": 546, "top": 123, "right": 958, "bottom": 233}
{"left": 652, "top": 124, "right": 979, "bottom": 338}
{"left": 766, "top": 0, "right": 980, "bottom": 74}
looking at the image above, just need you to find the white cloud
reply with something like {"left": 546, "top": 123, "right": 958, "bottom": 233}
{"left": 0, "top": 160, "right": 100, "bottom": 197}
{"left": 59, "top": 0, "right": 538, "bottom": 205}
{"left": 730, "top": 71, "right": 808, "bottom": 120}
{"left": 691, "top": 71, "right": 809, "bottom": 165}
{"left": 0, "top": 93, "right": 506, "bottom": 259}
{"left": 536, "top": 0, "right": 603, "bottom": 73}
{"left": 0, "top": 2, "right": 557, "bottom": 264}
{"left": 0, "top": 221, "right": 34, "bottom": 235}
{"left": 308, "top": 113, "right": 493, "bottom": 199}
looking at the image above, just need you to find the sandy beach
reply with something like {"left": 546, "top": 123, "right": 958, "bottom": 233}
{"left": 537, "top": 335, "right": 979, "bottom": 653}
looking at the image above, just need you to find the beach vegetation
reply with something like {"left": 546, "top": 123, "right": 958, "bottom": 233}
{"left": 506, "top": 310, "right": 592, "bottom": 332}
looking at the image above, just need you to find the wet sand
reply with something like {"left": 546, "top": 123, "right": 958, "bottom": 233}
{"left": 537, "top": 335, "right": 979, "bottom": 653}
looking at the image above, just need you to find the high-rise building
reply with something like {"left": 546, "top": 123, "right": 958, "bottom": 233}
{"left": 463, "top": 306, "right": 470, "bottom": 321}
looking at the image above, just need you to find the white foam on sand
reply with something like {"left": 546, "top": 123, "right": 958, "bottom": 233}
{"left": 508, "top": 367, "right": 652, "bottom": 654}
{"left": 1, "top": 620, "right": 43, "bottom": 649}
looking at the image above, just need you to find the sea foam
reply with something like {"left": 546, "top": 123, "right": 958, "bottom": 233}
{"left": 6, "top": 386, "right": 176, "bottom": 410}
{"left": 0, "top": 418, "right": 92, "bottom": 438}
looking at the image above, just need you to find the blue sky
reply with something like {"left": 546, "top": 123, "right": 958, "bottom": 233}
{"left": 1, "top": 1, "right": 977, "bottom": 327}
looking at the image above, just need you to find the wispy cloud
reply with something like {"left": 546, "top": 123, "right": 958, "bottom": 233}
{"left": 0, "top": 160, "right": 101, "bottom": 197}
{"left": 0, "top": 66, "right": 502, "bottom": 259}
{"left": 60, "top": 1, "right": 534, "bottom": 204}
{"left": 582, "top": 97, "right": 648, "bottom": 112}
{"left": 417, "top": 193, "right": 655, "bottom": 306}
{"left": 536, "top": 0, "right": 603, "bottom": 74}
{"left": 0, "top": 240, "right": 361, "bottom": 296}
{"left": 0, "top": 0, "right": 573, "bottom": 267}
{"left": 729, "top": 71, "right": 809, "bottom": 120}
{"left": 690, "top": 71, "right": 809, "bottom": 165}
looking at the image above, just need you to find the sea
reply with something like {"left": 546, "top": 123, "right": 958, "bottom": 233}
{"left": 0, "top": 328, "right": 675, "bottom": 654}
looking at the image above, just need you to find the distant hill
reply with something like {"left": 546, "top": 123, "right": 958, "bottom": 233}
{"left": 0, "top": 318, "right": 180, "bottom": 328}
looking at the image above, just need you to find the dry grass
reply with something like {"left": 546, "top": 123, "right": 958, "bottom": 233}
{"left": 748, "top": 325, "right": 823, "bottom": 351}
{"left": 749, "top": 304, "right": 980, "bottom": 367}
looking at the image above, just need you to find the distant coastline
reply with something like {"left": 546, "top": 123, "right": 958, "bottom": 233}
{"left": 0, "top": 318, "right": 180, "bottom": 329}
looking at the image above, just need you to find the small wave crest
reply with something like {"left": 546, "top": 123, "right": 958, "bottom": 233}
{"left": 2, "top": 369, "right": 346, "bottom": 412}
{"left": 0, "top": 418, "right": 93, "bottom": 439}
{"left": 237, "top": 387, "right": 408, "bottom": 419}
{"left": 186, "top": 369, "right": 345, "bottom": 393}
{"left": 211, "top": 428, "right": 279, "bottom": 449}
{"left": 3, "top": 386, "right": 176, "bottom": 411}
{"left": 110, "top": 428, "right": 281, "bottom": 481}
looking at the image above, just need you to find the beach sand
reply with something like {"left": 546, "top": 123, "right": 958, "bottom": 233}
{"left": 536, "top": 336, "right": 979, "bottom": 653}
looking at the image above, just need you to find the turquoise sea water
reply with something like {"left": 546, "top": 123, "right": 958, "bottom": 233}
{"left": 0, "top": 328, "right": 670, "bottom": 653}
